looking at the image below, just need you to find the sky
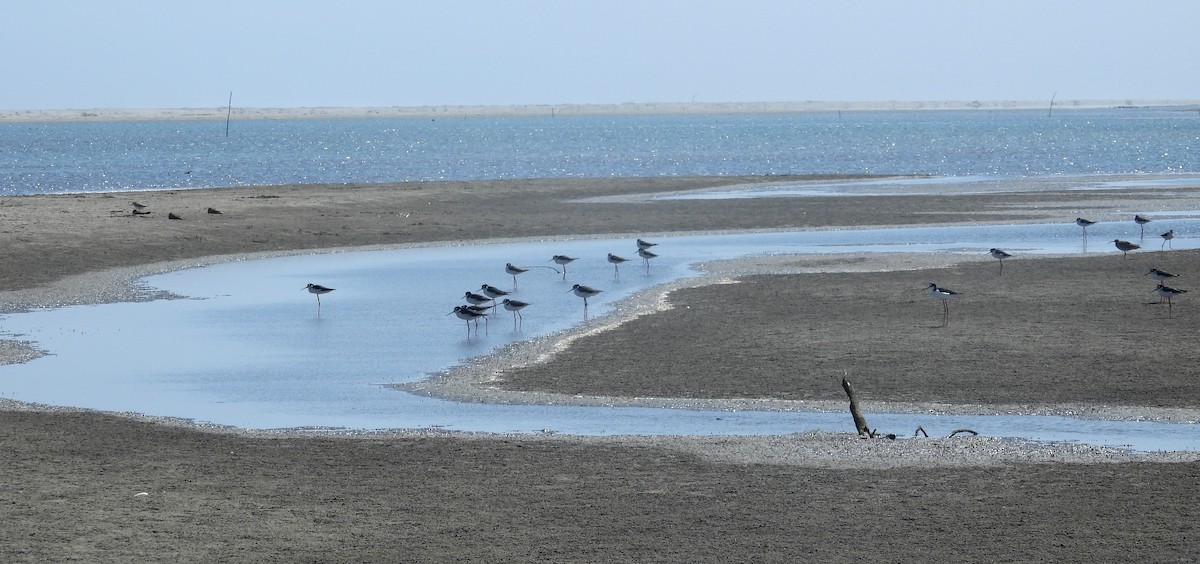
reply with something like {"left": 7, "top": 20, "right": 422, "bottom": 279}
{"left": 4, "top": 0, "right": 1199, "bottom": 110}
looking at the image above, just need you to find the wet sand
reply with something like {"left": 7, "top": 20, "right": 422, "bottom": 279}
{"left": 2, "top": 176, "right": 1199, "bottom": 562}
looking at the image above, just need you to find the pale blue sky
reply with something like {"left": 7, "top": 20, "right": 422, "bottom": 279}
{"left": 4, "top": 0, "right": 1198, "bottom": 109}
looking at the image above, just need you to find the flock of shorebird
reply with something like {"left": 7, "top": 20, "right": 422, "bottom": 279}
{"left": 302, "top": 213, "right": 1188, "bottom": 331}
{"left": 304, "top": 239, "right": 660, "bottom": 337}
{"left": 928, "top": 215, "right": 1187, "bottom": 325}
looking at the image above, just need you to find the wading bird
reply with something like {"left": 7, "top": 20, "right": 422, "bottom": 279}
{"left": 500, "top": 298, "right": 530, "bottom": 330}
{"left": 303, "top": 283, "right": 334, "bottom": 315}
{"left": 607, "top": 253, "right": 630, "bottom": 278}
{"left": 505, "top": 263, "right": 528, "bottom": 286}
{"left": 1148, "top": 269, "right": 1180, "bottom": 302}
{"left": 988, "top": 248, "right": 1012, "bottom": 274}
{"left": 568, "top": 284, "right": 602, "bottom": 311}
{"left": 925, "top": 283, "right": 960, "bottom": 327}
{"left": 636, "top": 248, "right": 658, "bottom": 273}
{"left": 449, "top": 305, "right": 488, "bottom": 338}
{"left": 1134, "top": 215, "right": 1151, "bottom": 238}
{"left": 1153, "top": 283, "right": 1187, "bottom": 318}
{"left": 1161, "top": 229, "right": 1175, "bottom": 250}
{"left": 551, "top": 255, "right": 577, "bottom": 279}
{"left": 1111, "top": 239, "right": 1140, "bottom": 260}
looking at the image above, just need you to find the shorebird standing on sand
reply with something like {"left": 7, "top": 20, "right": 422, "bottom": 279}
{"left": 304, "top": 283, "right": 334, "bottom": 315}
{"left": 925, "top": 283, "right": 960, "bottom": 327}
{"left": 988, "top": 248, "right": 1013, "bottom": 275}
{"left": 1153, "top": 283, "right": 1187, "bottom": 318}
{"left": 1111, "top": 239, "right": 1140, "bottom": 260}
{"left": 1147, "top": 269, "right": 1180, "bottom": 302}
{"left": 1147, "top": 268, "right": 1179, "bottom": 282}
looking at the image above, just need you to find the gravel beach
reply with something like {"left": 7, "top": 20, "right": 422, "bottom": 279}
{"left": 2, "top": 176, "right": 1198, "bottom": 562}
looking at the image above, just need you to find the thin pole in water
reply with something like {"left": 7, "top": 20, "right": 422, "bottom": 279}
{"left": 1047, "top": 91, "right": 1056, "bottom": 117}
{"left": 225, "top": 91, "right": 233, "bottom": 137}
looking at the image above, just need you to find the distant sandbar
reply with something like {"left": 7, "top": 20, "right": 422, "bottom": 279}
{"left": 4, "top": 99, "right": 1199, "bottom": 123}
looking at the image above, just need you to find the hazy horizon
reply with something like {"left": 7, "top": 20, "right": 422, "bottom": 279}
{"left": 5, "top": 1, "right": 1199, "bottom": 111}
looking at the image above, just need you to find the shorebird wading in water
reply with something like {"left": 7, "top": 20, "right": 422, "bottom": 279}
{"left": 636, "top": 238, "right": 657, "bottom": 251}
{"left": 1161, "top": 229, "right": 1175, "bottom": 250}
{"left": 1075, "top": 217, "right": 1096, "bottom": 244}
{"left": 607, "top": 253, "right": 630, "bottom": 278}
{"left": 636, "top": 248, "right": 658, "bottom": 273}
{"left": 988, "top": 248, "right": 1012, "bottom": 275}
{"left": 449, "top": 305, "right": 488, "bottom": 338}
{"left": 304, "top": 283, "right": 334, "bottom": 315}
{"left": 568, "top": 284, "right": 602, "bottom": 312}
{"left": 505, "top": 263, "right": 528, "bottom": 286}
{"left": 551, "top": 255, "right": 577, "bottom": 280}
{"left": 1134, "top": 215, "right": 1151, "bottom": 238}
{"left": 500, "top": 298, "right": 530, "bottom": 330}
{"left": 480, "top": 284, "right": 510, "bottom": 310}
{"left": 925, "top": 283, "right": 960, "bottom": 327}
{"left": 1111, "top": 239, "right": 1140, "bottom": 260}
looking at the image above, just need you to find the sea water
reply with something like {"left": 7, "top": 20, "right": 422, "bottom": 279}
{"left": 1, "top": 107, "right": 1198, "bottom": 195}
{"left": 1, "top": 108, "right": 1200, "bottom": 448}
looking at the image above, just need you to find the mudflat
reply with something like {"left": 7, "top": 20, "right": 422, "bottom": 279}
{"left": 2, "top": 176, "right": 1198, "bottom": 562}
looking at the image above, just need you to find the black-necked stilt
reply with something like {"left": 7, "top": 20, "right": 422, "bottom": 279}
{"left": 480, "top": 284, "right": 508, "bottom": 302}
{"left": 988, "top": 248, "right": 1012, "bottom": 274}
{"left": 1111, "top": 239, "right": 1140, "bottom": 259}
{"left": 1147, "top": 268, "right": 1179, "bottom": 281}
{"left": 1148, "top": 269, "right": 1180, "bottom": 303}
{"left": 925, "top": 283, "right": 960, "bottom": 327}
{"left": 464, "top": 291, "right": 491, "bottom": 307}
{"left": 1153, "top": 283, "right": 1187, "bottom": 318}
{"left": 1075, "top": 217, "right": 1096, "bottom": 242}
{"left": 304, "top": 283, "right": 334, "bottom": 315}
{"left": 636, "top": 248, "right": 658, "bottom": 273}
{"left": 636, "top": 238, "right": 657, "bottom": 251}
{"left": 1134, "top": 215, "right": 1151, "bottom": 238}
{"left": 500, "top": 298, "right": 530, "bottom": 330}
{"left": 551, "top": 255, "right": 577, "bottom": 279}
{"left": 505, "top": 263, "right": 528, "bottom": 286}
{"left": 607, "top": 253, "right": 629, "bottom": 277}
{"left": 480, "top": 284, "right": 510, "bottom": 309}
{"left": 1161, "top": 229, "right": 1175, "bottom": 250}
{"left": 568, "top": 284, "right": 602, "bottom": 310}
{"left": 449, "top": 305, "right": 488, "bottom": 338}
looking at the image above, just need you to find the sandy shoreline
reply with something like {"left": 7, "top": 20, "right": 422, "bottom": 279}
{"left": 3, "top": 176, "right": 1200, "bottom": 562}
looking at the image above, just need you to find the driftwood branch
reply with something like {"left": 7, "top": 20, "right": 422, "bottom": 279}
{"left": 841, "top": 377, "right": 871, "bottom": 438}
{"left": 842, "top": 381, "right": 979, "bottom": 440}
